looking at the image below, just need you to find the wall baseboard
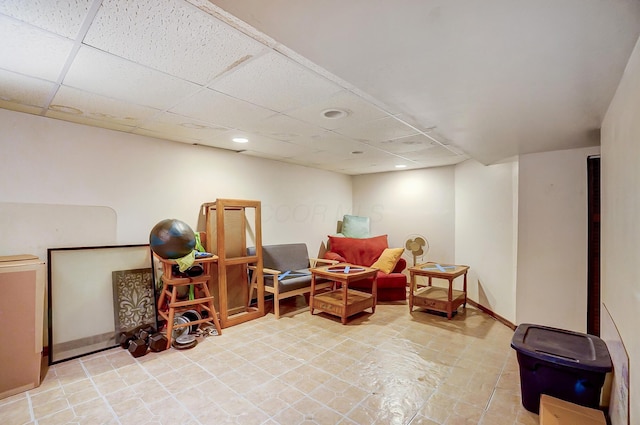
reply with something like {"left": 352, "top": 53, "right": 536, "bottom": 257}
{"left": 468, "top": 299, "right": 516, "bottom": 330}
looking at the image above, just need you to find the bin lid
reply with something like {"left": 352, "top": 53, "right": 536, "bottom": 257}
{"left": 511, "top": 323, "right": 612, "bottom": 372}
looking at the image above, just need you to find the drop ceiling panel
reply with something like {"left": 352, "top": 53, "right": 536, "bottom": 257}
{"left": 284, "top": 89, "right": 390, "bottom": 130}
{"left": 324, "top": 154, "right": 408, "bottom": 174}
{"left": 334, "top": 116, "right": 420, "bottom": 143}
{"left": 0, "top": 0, "right": 92, "bottom": 38}
{"left": 63, "top": 46, "right": 202, "bottom": 111}
{"left": 283, "top": 150, "right": 345, "bottom": 166}
{"left": 211, "top": 50, "right": 344, "bottom": 112}
{"left": 368, "top": 134, "right": 446, "bottom": 155}
{"left": 410, "top": 156, "right": 469, "bottom": 168}
{"left": 251, "top": 114, "right": 326, "bottom": 142}
{"left": 45, "top": 109, "right": 137, "bottom": 132}
{"left": 134, "top": 111, "right": 230, "bottom": 143}
{"left": 0, "top": 15, "right": 74, "bottom": 81}
{"left": 83, "top": 0, "right": 267, "bottom": 84}
{"left": 0, "top": 99, "right": 43, "bottom": 115}
{"left": 48, "top": 86, "right": 161, "bottom": 127}
{"left": 235, "top": 135, "right": 312, "bottom": 158}
{"left": 169, "top": 87, "right": 276, "bottom": 129}
{"left": 0, "top": 69, "right": 57, "bottom": 108}
{"left": 307, "top": 132, "right": 379, "bottom": 155}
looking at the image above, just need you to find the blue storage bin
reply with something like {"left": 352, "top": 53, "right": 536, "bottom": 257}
{"left": 511, "top": 323, "right": 612, "bottom": 413}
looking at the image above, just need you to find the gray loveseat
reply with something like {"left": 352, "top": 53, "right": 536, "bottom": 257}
{"left": 247, "top": 243, "right": 336, "bottom": 318}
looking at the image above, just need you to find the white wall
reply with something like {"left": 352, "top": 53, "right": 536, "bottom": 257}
{"left": 352, "top": 167, "right": 455, "bottom": 266}
{"left": 454, "top": 159, "right": 518, "bottom": 323}
{"left": 0, "top": 109, "right": 354, "bottom": 348}
{"left": 515, "top": 146, "right": 600, "bottom": 333}
{"left": 601, "top": 35, "right": 640, "bottom": 425}
{"left": 0, "top": 109, "right": 352, "bottom": 260}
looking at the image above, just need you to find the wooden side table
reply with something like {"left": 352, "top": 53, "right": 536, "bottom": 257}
{"left": 409, "top": 262, "right": 469, "bottom": 319}
{"left": 309, "top": 263, "right": 378, "bottom": 324}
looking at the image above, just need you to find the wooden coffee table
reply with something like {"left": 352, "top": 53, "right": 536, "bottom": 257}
{"left": 409, "top": 262, "right": 469, "bottom": 319}
{"left": 309, "top": 263, "right": 378, "bottom": 324}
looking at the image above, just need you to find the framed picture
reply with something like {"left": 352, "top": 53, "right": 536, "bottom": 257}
{"left": 47, "top": 245, "right": 155, "bottom": 364}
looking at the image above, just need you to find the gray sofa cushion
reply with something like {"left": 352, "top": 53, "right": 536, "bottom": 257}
{"left": 264, "top": 269, "right": 313, "bottom": 292}
{"left": 247, "top": 244, "right": 329, "bottom": 293}
{"left": 248, "top": 243, "right": 310, "bottom": 271}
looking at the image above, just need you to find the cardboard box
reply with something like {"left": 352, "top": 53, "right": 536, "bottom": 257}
{"left": 0, "top": 255, "right": 45, "bottom": 400}
{"left": 540, "top": 394, "right": 606, "bottom": 425}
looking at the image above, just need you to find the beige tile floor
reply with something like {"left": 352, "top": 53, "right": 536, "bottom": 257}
{"left": 0, "top": 299, "right": 538, "bottom": 425}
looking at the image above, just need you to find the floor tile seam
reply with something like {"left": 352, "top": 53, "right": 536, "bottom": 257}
{"left": 289, "top": 394, "right": 349, "bottom": 423}
{"left": 171, "top": 366, "right": 276, "bottom": 422}
{"left": 330, "top": 386, "right": 388, "bottom": 422}
{"left": 134, "top": 359, "right": 223, "bottom": 424}
{"left": 343, "top": 391, "right": 426, "bottom": 425}
{"left": 26, "top": 387, "right": 75, "bottom": 422}
{"left": 25, "top": 390, "right": 36, "bottom": 424}
{"left": 268, "top": 343, "right": 334, "bottom": 365}
{"left": 73, "top": 360, "right": 122, "bottom": 424}
{"left": 420, "top": 390, "right": 453, "bottom": 424}
{"left": 117, "top": 355, "right": 214, "bottom": 423}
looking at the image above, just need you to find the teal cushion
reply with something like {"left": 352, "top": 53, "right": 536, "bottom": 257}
{"left": 341, "top": 215, "right": 370, "bottom": 238}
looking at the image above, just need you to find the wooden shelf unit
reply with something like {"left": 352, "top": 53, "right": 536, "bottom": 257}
{"left": 202, "top": 199, "right": 264, "bottom": 328}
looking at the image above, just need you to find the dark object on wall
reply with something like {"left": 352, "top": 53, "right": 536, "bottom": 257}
{"left": 149, "top": 219, "right": 195, "bottom": 259}
{"left": 511, "top": 323, "right": 612, "bottom": 414}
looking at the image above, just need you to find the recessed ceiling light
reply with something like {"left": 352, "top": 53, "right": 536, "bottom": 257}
{"left": 232, "top": 137, "right": 249, "bottom": 143}
{"left": 322, "top": 108, "right": 349, "bottom": 119}
{"left": 395, "top": 164, "right": 408, "bottom": 169}
{"left": 352, "top": 150, "right": 364, "bottom": 155}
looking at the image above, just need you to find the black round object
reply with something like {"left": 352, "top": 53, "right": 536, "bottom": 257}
{"left": 149, "top": 219, "right": 196, "bottom": 259}
{"left": 181, "top": 310, "right": 201, "bottom": 333}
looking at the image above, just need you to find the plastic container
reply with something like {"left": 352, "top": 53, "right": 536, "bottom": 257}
{"left": 510, "top": 323, "right": 612, "bottom": 413}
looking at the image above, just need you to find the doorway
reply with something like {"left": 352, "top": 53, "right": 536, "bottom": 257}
{"left": 587, "top": 156, "right": 600, "bottom": 336}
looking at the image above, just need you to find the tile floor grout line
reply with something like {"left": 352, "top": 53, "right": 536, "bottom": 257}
{"left": 79, "top": 357, "right": 124, "bottom": 425}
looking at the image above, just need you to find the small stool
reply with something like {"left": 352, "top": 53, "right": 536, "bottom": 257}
{"left": 155, "top": 254, "right": 222, "bottom": 349}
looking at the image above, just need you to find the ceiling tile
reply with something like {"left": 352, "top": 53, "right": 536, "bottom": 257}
{"left": 44, "top": 109, "right": 136, "bottom": 132}
{"left": 134, "top": 111, "right": 229, "bottom": 143}
{"left": 63, "top": 46, "right": 202, "bottom": 110}
{"left": 304, "top": 131, "right": 375, "bottom": 155}
{"left": 48, "top": 86, "right": 161, "bottom": 127}
{"left": 368, "top": 134, "right": 443, "bottom": 154}
{"left": 0, "top": 100, "right": 43, "bottom": 115}
{"left": 83, "top": 0, "right": 267, "bottom": 84}
{"left": 0, "top": 0, "right": 92, "bottom": 38}
{"left": 200, "top": 130, "right": 311, "bottom": 157}
{"left": 283, "top": 150, "right": 344, "bottom": 166}
{"left": 284, "top": 90, "right": 390, "bottom": 130}
{"left": 169, "top": 87, "right": 275, "bottom": 129}
{"left": 0, "top": 69, "right": 56, "bottom": 108}
{"left": 0, "top": 15, "right": 74, "bottom": 81}
{"left": 333, "top": 116, "right": 420, "bottom": 143}
{"left": 211, "top": 50, "right": 343, "bottom": 112}
{"left": 410, "top": 156, "right": 469, "bottom": 168}
{"left": 250, "top": 114, "right": 325, "bottom": 142}
{"left": 323, "top": 153, "right": 408, "bottom": 175}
